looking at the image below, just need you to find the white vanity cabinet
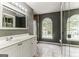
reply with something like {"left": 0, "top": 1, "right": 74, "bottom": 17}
{"left": 17, "top": 37, "right": 37, "bottom": 57}
{"left": 18, "top": 39, "right": 33, "bottom": 57}
{"left": 0, "top": 43, "right": 18, "bottom": 57}
{"left": 0, "top": 37, "right": 37, "bottom": 57}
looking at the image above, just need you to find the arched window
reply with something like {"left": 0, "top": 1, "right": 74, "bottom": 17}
{"left": 67, "top": 14, "right": 79, "bottom": 41}
{"left": 42, "top": 18, "right": 53, "bottom": 39}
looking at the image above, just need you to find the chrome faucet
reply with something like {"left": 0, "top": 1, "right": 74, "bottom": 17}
{"left": 6, "top": 37, "right": 13, "bottom": 41}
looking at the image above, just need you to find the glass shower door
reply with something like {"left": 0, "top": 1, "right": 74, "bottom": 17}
{"left": 63, "top": 2, "right": 79, "bottom": 57}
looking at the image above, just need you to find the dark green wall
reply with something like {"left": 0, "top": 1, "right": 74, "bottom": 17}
{"left": 37, "top": 12, "right": 61, "bottom": 43}
{"left": 37, "top": 8, "right": 79, "bottom": 44}
{"left": 63, "top": 8, "right": 79, "bottom": 44}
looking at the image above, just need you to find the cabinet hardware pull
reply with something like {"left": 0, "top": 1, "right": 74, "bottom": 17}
{"left": 18, "top": 42, "right": 22, "bottom": 46}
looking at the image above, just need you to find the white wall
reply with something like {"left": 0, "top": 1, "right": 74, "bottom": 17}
{"left": 63, "top": 2, "right": 79, "bottom": 11}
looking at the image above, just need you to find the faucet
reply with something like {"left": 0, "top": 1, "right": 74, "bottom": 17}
{"left": 6, "top": 36, "right": 13, "bottom": 41}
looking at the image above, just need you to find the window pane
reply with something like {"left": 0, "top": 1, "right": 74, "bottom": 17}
{"left": 42, "top": 18, "right": 53, "bottom": 39}
{"left": 67, "top": 14, "right": 79, "bottom": 41}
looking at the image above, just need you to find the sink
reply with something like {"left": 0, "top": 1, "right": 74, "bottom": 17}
{"left": 0, "top": 33, "right": 35, "bottom": 49}
{"left": 13, "top": 33, "right": 30, "bottom": 39}
{"left": 0, "top": 40, "right": 8, "bottom": 45}
{"left": 0, "top": 34, "right": 31, "bottom": 45}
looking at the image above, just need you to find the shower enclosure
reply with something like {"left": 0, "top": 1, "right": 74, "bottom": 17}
{"left": 36, "top": 2, "right": 79, "bottom": 57}
{"left": 62, "top": 2, "right": 79, "bottom": 57}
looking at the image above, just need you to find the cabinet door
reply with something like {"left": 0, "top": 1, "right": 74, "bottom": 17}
{"left": 20, "top": 39, "right": 33, "bottom": 57}
{"left": 17, "top": 42, "right": 23, "bottom": 57}
{"left": 0, "top": 44, "right": 18, "bottom": 57}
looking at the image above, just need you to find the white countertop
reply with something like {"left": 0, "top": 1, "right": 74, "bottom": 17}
{"left": 0, "top": 34, "right": 37, "bottom": 50}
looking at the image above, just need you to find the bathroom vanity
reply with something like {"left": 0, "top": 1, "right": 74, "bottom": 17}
{"left": 0, "top": 34, "right": 37, "bottom": 57}
{"left": 0, "top": 2, "right": 36, "bottom": 57}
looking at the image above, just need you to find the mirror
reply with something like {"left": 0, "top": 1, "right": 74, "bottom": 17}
{"left": 2, "top": 5, "right": 26, "bottom": 29}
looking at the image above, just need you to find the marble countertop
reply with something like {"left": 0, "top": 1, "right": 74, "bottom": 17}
{"left": 0, "top": 34, "right": 37, "bottom": 50}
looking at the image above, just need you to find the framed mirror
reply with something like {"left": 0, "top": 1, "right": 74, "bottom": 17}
{"left": 2, "top": 5, "right": 27, "bottom": 29}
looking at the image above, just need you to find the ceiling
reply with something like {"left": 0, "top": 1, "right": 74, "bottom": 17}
{"left": 26, "top": 2, "right": 79, "bottom": 14}
{"left": 26, "top": 2, "right": 61, "bottom": 14}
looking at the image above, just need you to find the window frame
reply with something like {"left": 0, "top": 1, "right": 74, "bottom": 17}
{"left": 39, "top": 17, "right": 54, "bottom": 42}
{"left": 42, "top": 17, "right": 53, "bottom": 40}
{"left": 66, "top": 14, "right": 79, "bottom": 42}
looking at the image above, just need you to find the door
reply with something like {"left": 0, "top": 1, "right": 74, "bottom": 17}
{"left": 22, "top": 39, "right": 33, "bottom": 57}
